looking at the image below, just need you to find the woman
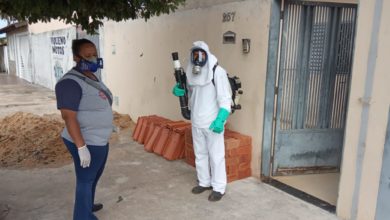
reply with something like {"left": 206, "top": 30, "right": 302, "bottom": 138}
{"left": 55, "top": 39, "right": 113, "bottom": 220}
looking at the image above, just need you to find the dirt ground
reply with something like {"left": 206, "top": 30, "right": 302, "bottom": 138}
{"left": 0, "top": 110, "right": 134, "bottom": 169}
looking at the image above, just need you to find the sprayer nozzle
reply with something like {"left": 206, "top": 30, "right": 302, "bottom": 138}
{"left": 172, "top": 52, "right": 179, "bottom": 61}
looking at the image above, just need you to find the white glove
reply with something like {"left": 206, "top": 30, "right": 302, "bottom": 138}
{"left": 78, "top": 145, "right": 91, "bottom": 168}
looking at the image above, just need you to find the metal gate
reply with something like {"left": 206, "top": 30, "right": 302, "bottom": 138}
{"left": 272, "top": 1, "right": 357, "bottom": 175}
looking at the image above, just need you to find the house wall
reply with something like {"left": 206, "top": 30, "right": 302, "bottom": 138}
{"left": 31, "top": 27, "right": 76, "bottom": 90}
{"left": 4, "top": 20, "right": 76, "bottom": 88}
{"left": 337, "top": 0, "right": 390, "bottom": 219}
{"left": 102, "top": 0, "right": 271, "bottom": 177}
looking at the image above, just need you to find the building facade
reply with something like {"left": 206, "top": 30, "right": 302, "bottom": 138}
{"left": 1, "top": 0, "right": 389, "bottom": 219}
{"left": 101, "top": 0, "right": 389, "bottom": 219}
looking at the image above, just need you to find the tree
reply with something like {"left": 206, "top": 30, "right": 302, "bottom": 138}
{"left": 0, "top": 0, "right": 185, "bottom": 34}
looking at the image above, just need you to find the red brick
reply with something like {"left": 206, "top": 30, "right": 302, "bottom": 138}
{"left": 132, "top": 117, "right": 140, "bottom": 139}
{"left": 144, "top": 122, "right": 156, "bottom": 143}
{"left": 155, "top": 118, "right": 171, "bottom": 127}
{"left": 225, "top": 130, "right": 252, "bottom": 146}
{"left": 182, "top": 127, "right": 253, "bottom": 181}
{"left": 173, "top": 124, "right": 191, "bottom": 134}
{"left": 144, "top": 126, "right": 163, "bottom": 152}
{"left": 226, "top": 148, "right": 239, "bottom": 157}
{"left": 226, "top": 164, "right": 238, "bottom": 176}
{"left": 144, "top": 116, "right": 170, "bottom": 144}
{"left": 185, "top": 143, "right": 193, "bottom": 151}
{"left": 238, "top": 168, "right": 251, "bottom": 179}
{"left": 238, "top": 162, "right": 251, "bottom": 171}
{"left": 144, "top": 117, "right": 173, "bottom": 153}
{"left": 186, "top": 157, "right": 195, "bottom": 167}
{"left": 160, "top": 122, "right": 191, "bottom": 160}
{"left": 185, "top": 151, "right": 194, "bottom": 158}
{"left": 185, "top": 142, "right": 194, "bottom": 151}
{"left": 224, "top": 138, "right": 240, "bottom": 150}
{"left": 225, "top": 157, "right": 239, "bottom": 166}
{"left": 238, "top": 145, "right": 252, "bottom": 156}
{"left": 227, "top": 174, "right": 239, "bottom": 183}
{"left": 179, "top": 148, "right": 186, "bottom": 158}
{"left": 186, "top": 151, "right": 195, "bottom": 158}
{"left": 153, "top": 127, "right": 170, "bottom": 155}
{"left": 186, "top": 154, "right": 195, "bottom": 163}
{"left": 137, "top": 118, "right": 148, "bottom": 144}
{"left": 239, "top": 154, "right": 251, "bottom": 163}
{"left": 132, "top": 116, "right": 145, "bottom": 141}
{"left": 185, "top": 127, "right": 193, "bottom": 145}
{"left": 185, "top": 144, "right": 195, "bottom": 161}
{"left": 162, "top": 131, "right": 185, "bottom": 160}
{"left": 185, "top": 148, "right": 195, "bottom": 159}
{"left": 142, "top": 119, "right": 155, "bottom": 144}
{"left": 165, "top": 121, "right": 189, "bottom": 129}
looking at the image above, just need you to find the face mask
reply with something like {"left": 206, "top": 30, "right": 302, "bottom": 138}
{"left": 191, "top": 48, "right": 207, "bottom": 75}
{"left": 78, "top": 56, "right": 104, "bottom": 73}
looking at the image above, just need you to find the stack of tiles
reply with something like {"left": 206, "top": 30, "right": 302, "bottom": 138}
{"left": 133, "top": 116, "right": 191, "bottom": 161}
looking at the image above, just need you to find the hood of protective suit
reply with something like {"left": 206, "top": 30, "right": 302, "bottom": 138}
{"left": 186, "top": 41, "right": 218, "bottom": 86}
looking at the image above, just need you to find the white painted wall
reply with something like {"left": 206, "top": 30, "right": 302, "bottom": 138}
{"left": 31, "top": 27, "right": 76, "bottom": 90}
{"left": 92, "top": 0, "right": 390, "bottom": 218}
{"left": 337, "top": 0, "right": 390, "bottom": 219}
{"left": 102, "top": 0, "right": 271, "bottom": 177}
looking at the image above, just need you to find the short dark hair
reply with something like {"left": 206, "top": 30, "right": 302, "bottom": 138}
{"left": 72, "top": 38, "right": 94, "bottom": 56}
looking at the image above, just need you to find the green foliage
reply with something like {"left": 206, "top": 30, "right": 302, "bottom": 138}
{"left": 0, "top": 0, "right": 185, "bottom": 34}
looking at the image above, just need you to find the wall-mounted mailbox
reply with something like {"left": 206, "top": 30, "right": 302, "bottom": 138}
{"left": 223, "top": 31, "right": 236, "bottom": 44}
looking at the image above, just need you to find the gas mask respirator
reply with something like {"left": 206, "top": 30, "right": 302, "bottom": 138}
{"left": 191, "top": 48, "right": 207, "bottom": 75}
{"left": 78, "top": 56, "right": 104, "bottom": 73}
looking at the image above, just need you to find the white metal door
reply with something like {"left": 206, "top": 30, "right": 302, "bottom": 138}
{"left": 16, "top": 34, "right": 33, "bottom": 82}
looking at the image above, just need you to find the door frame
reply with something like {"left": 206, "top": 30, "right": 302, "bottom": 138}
{"left": 261, "top": 0, "right": 284, "bottom": 180}
{"left": 261, "top": 0, "right": 358, "bottom": 179}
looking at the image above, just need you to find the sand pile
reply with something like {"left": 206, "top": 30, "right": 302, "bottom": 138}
{"left": 113, "top": 111, "right": 134, "bottom": 130}
{"left": 0, "top": 112, "right": 69, "bottom": 168}
{"left": 0, "top": 111, "right": 134, "bottom": 169}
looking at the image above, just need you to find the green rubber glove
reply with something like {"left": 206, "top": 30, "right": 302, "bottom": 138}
{"left": 209, "top": 108, "right": 230, "bottom": 134}
{"left": 172, "top": 83, "right": 185, "bottom": 97}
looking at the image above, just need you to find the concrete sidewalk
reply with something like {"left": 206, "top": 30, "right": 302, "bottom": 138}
{"left": 0, "top": 74, "right": 58, "bottom": 118}
{"left": 0, "top": 131, "right": 339, "bottom": 220}
{"left": 0, "top": 74, "right": 339, "bottom": 220}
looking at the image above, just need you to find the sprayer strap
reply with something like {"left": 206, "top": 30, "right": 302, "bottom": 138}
{"left": 211, "top": 63, "right": 219, "bottom": 86}
{"left": 66, "top": 70, "right": 113, "bottom": 106}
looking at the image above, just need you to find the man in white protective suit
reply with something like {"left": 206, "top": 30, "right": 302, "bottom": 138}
{"left": 172, "top": 41, "right": 232, "bottom": 202}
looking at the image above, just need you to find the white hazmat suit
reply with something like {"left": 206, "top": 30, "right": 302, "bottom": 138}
{"left": 186, "top": 41, "right": 232, "bottom": 194}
